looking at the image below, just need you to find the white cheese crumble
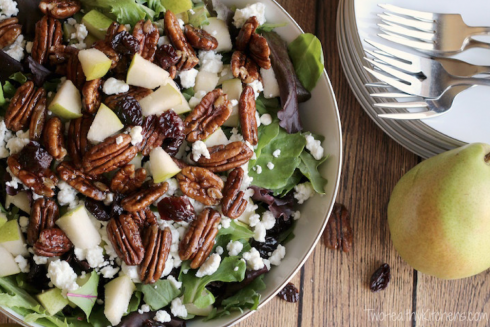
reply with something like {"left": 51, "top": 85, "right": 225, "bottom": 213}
{"left": 269, "top": 244, "right": 286, "bottom": 266}
{"left": 115, "top": 136, "right": 124, "bottom": 145}
{"left": 273, "top": 149, "right": 281, "bottom": 158}
{"left": 260, "top": 113, "right": 272, "bottom": 126}
{"left": 227, "top": 240, "right": 243, "bottom": 256}
{"left": 99, "top": 266, "right": 120, "bottom": 279}
{"left": 121, "top": 263, "right": 141, "bottom": 283}
{"left": 25, "top": 41, "right": 32, "bottom": 53}
{"left": 253, "top": 222, "right": 266, "bottom": 242}
{"left": 138, "top": 304, "right": 150, "bottom": 314}
{"left": 263, "top": 258, "right": 271, "bottom": 271}
{"left": 0, "top": 120, "right": 12, "bottom": 158}
{"left": 167, "top": 275, "right": 182, "bottom": 290}
{"left": 75, "top": 246, "right": 106, "bottom": 268}
{"left": 47, "top": 260, "right": 79, "bottom": 291}
{"left": 6, "top": 130, "right": 29, "bottom": 155}
{"left": 215, "top": 246, "right": 224, "bottom": 255}
{"left": 248, "top": 214, "right": 260, "bottom": 227}
{"left": 305, "top": 134, "right": 324, "bottom": 160}
{"left": 294, "top": 182, "right": 316, "bottom": 204}
{"left": 221, "top": 216, "right": 231, "bottom": 229}
{"left": 267, "top": 162, "right": 274, "bottom": 170}
{"left": 192, "top": 140, "right": 210, "bottom": 161}
{"left": 104, "top": 192, "right": 114, "bottom": 206}
{"left": 195, "top": 253, "right": 221, "bottom": 277}
{"left": 0, "top": 0, "right": 18, "bottom": 20}
{"left": 154, "top": 310, "right": 172, "bottom": 323}
{"left": 212, "top": 0, "right": 230, "bottom": 21}
{"left": 247, "top": 80, "right": 264, "bottom": 99}
{"left": 57, "top": 181, "right": 78, "bottom": 207}
{"left": 178, "top": 19, "right": 185, "bottom": 30}
{"left": 18, "top": 216, "right": 29, "bottom": 233}
{"left": 179, "top": 68, "right": 199, "bottom": 89}
{"left": 15, "top": 255, "right": 29, "bottom": 273}
{"left": 242, "top": 248, "right": 264, "bottom": 270}
{"left": 157, "top": 36, "right": 170, "bottom": 47}
{"left": 292, "top": 210, "right": 301, "bottom": 220}
{"left": 103, "top": 78, "right": 130, "bottom": 95}
{"left": 129, "top": 126, "right": 143, "bottom": 145}
{"left": 233, "top": 3, "right": 266, "bottom": 28}
{"left": 189, "top": 90, "right": 207, "bottom": 108}
{"left": 33, "top": 255, "right": 49, "bottom": 265}
{"left": 161, "top": 257, "right": 173, "bottom": 277}
{"left": 261, "top": 211, "right": 276, "bottom": 230}
{"left": 198, "top": 50, "right": 223, "bottom": 73}
{"left": 70, "top": 23, "right": 88, "bottom": 49}
{"left": 5, "top": 34, "right": 25, "bottom": 61}
{"left": 171, "top": 297, "right": 188, "bottom": 318}
{"left": 254, "top": 165, "right": 262, "bottom": 174}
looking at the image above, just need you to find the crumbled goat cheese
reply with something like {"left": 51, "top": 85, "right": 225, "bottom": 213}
{"left": 227, "top": 240, "right": 243, "bottom": 256}
{"left": 47, "top": 260, "right": 79, "bottom": 291}
{"left": 273, "top": 149, "right": 281, "bottom": 158}
{"left": 293, "top": 210, "right": 301, "bottom": 220}
{"left": 260, "top": 114, "right": 272, "bottom": 126}
{"left": 6, "top": 169, "right": 26, "bottom": 190}
{"left": 263, "top": 258, "right": 271, "bottom": 270}
{"left": 305, "top": 134, "right": 325, "bottom": 160}
{"left": 229, "top": 127, "right": 244, "bottom": 142}
{"left": 178, "top": 19, "right": 185, "bottom": 30}
{"left": 143, "top": 160, "right": 152, "bottom": 178}
{"left": 67, "top": 18, "right": 76, "bottom": 26}
{"left": 100, "top": 266, "right": 120, "bottom": 279}
{"left": 171, "top": 297, "right": 188, "bottom": 318}
{"left": 196, "top": 253, "right": 221, "bottom": 277}
{"left": 234, "top": 266, "right": 239, "bottom": 271}
{"left": 5, "top": 34, "right": 25, "bottom": 61}
{"left": 247, "top": 80, "right": 264, "bottom": 99}
{"left": 104, "top": 192, "right": 114, "bottom": 206}
{"left": 161, "top": 257, "right": 173, "bottom": 277}
{"left": 57, "top": 181, "right": 78, "bottom": 207}
{"left": 75, "top": 246, "right": 105, "bottom": 268}
{"left": 254, "top": 165, "right": 262, "bottom": 174}
{"left": 19, "top": 216, "right": 29, "bottom": 233}
{"left": 253, "top": 222, "right": 266, "bottom": 242}
{"left": 192, "top": 140, "right": 210, "bottom": 161}
{"left": 130, "top": 126, "right": 143, "bottom": 145}
{"left": 231, "top": 99, "right": 238, "bottom": 107}
{"left": 269, "top": 244, "right": 286, "bottom": 266}
{"left": 212, "top": 0, "right": 230, "bottom": 21}
{"left": 261, "top": 211, "right": 276, "bottom": 230}
{"left": 138, "top": 304, "right": 150, "bottom": 314}
{"left": 70, "top": 23, "right": 88, "bottom": 49}
{"left": 0, "top": 120, "right": 12, "bottom": 158}
{"left": 0, "top": 0, "right": 18, "bottom": 20}
{"left": 121, "top": 263, "right": 141, "bottom": 283}
{"left": 233, "top": 3, "right": 266, "bottom": 28}
{"left": 6, "top": 130, "right": 29, "bottom": 155}
{"left": 154, "top": 310, "right": 172, "bottom": 323}
{"left": 167, "top": 275, "right": 182, "bottom": 289}
{"left": 25, "top": 41, "right": 32, "bottom": 53}
{"left": 267, "top": 162, "right": 274, "bottom": 170}
{"left": 215, "top": 246, "right": 224, "bottom": 255}
{"left": 294, "top": 182, "right": 316, "bottom": 204}
{"left": 179, "top": 68, "right": 199, "bottom": 89}
{"left": 15, "top": 255, "right": 29, "bottom": 273}
{"left": 248, "top": 214, "right": 260, "bottom": 227}
{"left": 198, "top": 50, "right": 223, "bottom": 73}
{"left": 115, "top": 136, "right": 124, "bottom": 145}
{"left": 189, "top": 90, "right": 207, "bottom": 108}
{"left": 33, "top": 255, "right": 49, "bottom": 265}
{"left": 221, "top": 216, "right": 231, "bottom": 229}
{"left": 157, "top": 35, "right": 170, "bottom": 46}
{"left": 255, "top": 111, "right": 261, "bottom": 127}
{"left": 103, "top": 78, "right": 130, "bottom": 95}
{"left": 166, "top": 178, "right": 179, "bottom": 196}
{"left": 242, "top": 248, "right": 264, "bottom": 270}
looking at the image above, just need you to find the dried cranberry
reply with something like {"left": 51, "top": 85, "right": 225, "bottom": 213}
{"left": 277, "top": 282, "right": 299, "bottom": 303}
{"left": 158, "top": 110, "right": 184, "bottom": 156}
{"left": 17, "top": 141, "right": 52, "bottom": 174}
{"left": 155, "top": 44, "right": 181, "bottom": 70}
{"left": 110, "top": 192, "right": 125, "bottom": 217}
{"left": 206, "top": 281, "right": 225, "bottom": 298}
{"left": 115, "top": 96, "right": 143, "bottom": 126}
{"left": 251, "top": 236, "right": 278, "bottom": 258}
{"left": 268, "top": 216, "right": 293, "bottom": 236}
{"left": 85, "top": 197, "right": 111, "bottom": 221}
{"left": 370, "top": 263, "right": 391, "bottom": 292}
{"left": 157, "top": 196, "right": 196, "bottom": 222}
{"left": 26, "top": 258, "right": 50, "bottom": 290}
{"left": 111, "top": 31, "right": 140, "bottom": 55}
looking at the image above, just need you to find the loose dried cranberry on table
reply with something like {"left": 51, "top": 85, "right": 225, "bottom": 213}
{"left": 370, "top": 263, "right": 391, "bottom": 292}
{"left": 277, "top": 282, "right": 300, "bottom": 303}
{"left": 157, "top": 196, "right": 196, "bottom": 223}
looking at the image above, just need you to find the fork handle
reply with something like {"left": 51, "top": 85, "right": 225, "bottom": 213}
{"left": 448, "top": 76, "right": 490, "bottom": 88}
{"left": 466, "top": 38, "right": 490, "bottom": 51}
{"left": 470, "top": 26, "right": 490, "bottom": 35}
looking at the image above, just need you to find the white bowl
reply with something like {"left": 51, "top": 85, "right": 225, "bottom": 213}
{"left": 0, "top": 0, "right": 342, "bottom": 326}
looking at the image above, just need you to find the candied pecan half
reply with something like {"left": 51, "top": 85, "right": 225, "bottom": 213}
{"left": 28, "top": 198, "right": 59, "bottom": 245}
{"left": 249, "top": 33, "right": 272, "bottom": 70}
{"left": 177, "top": 166, "right": 223, "bottom": 206}
{"left": 0, "top": 18, "right": 22, "bottom": 49}
{"left": 239, "top": 86, "right": 258, "bottom": 146}
{"left": 104, "top": 86, "right": 152, "bottom": 110}
{"left": 105, "top": 22, "right": 128, "bottom": 43}
{"left": 221, "top": 168, "right": 248, "bottom": 219}
{"left": 66, "top": 47, "right": 86, "bottom": 89}
{"left": 32, "top": 15, "right": 62, "bottom": 65}
{"left": 107, "top": 214, "right": 145, "bottom": 266}
{"left": 130, "top": 208, "right": 157, "bottom": 229}
{"left": 39, "top": 0, "right": 81, "bottom": 19}
{"left": 43, "top": 117, "right": 67, "bottom": 160}
{"left": 92, "top": 41, "right": 119, "bottom": 69}
{"left": 67, "top": 115, "right": 93, "bottom": 169}
{"left": 138, "top": 115, "right": 166, "bottom": 156}
{"left": 6, "top": 82, "right": 46, "bottom": 132}
{"left": 184, "top": 25, "right": 218, "bottom": 51}
{"left": 236, "top": 16, "right": 259, "bottom": 51}
{"left": 82, "top": 79, "right": 103, "bottom": 114}
{"left": 164, "top": 10, "right": 198, "bottom": 71}
{"left": 121, "top": 182, "right": 168, "bottom": 212}
{"left": 29, "top": 95, "right": 47, "bottom": 141}
{"left": 231, "top": 51, "right": 260, "bottom": 83}
{"left": 155, "top": 44, "right": 181, "bottom": 79}
{"left": 34, "top": 228, "right": 73, "bottom": 257}
{"left": 157, "top": 196, "right": 196, "bottom": 223}
{"left": 183, "top": 89, "right": 232, "bottom": 143}
{"left": 110, "top": 164, "right": 146, "bottom": 194}
{"left": 195, "top": 141, "right": 254, "bottom": 173}
{"left": 57, "top": 161, "right": 106, "bottom": 200}
{"left": 140, "top": 225, "right": 172, "bottom": 284}
{"left": 133, "top": 19, "right": 159, "bottom": 62}
{"left": 82, "top": 134, "right": 138, "bottom": 176}
{"left": 179, "top": 208, "right": 221, "bottom": 269}
{"left": 323, "top": 203, "right": 353, "bottom": 253}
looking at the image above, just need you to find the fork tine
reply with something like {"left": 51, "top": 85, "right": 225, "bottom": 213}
{"left": 365, "top": 39, "right": 418, "bottom": 63}
{"left": 378, "top": 33, "right": 435, "bottom": 51}
{"left": 365, "top": 82, "right": 391, "bottom": 88}
{"left": 378, "top": 13, "right": 434, "bottom": 31}
{"left": 364, "top": 58, "right": 419, "bottom": 84}
{"left": 370, "top": 92, "right": 418, "bottom": 98}
{"left": 374, "top": 101, "right": 427, "bottom": 108}
{"left": 364, "top": 66, "right": 416, "bottom": 95}
{"left": 378, "top": 111, "right": 443, "bottom": 120}
{"left": 378, "top": 22, "right": 435, "bottom": 42}
{"left": 378, "top": 4, "right": 435, "bottom": 21}
{"left": 364, "top": 49, "right": 419, "bottom": 74}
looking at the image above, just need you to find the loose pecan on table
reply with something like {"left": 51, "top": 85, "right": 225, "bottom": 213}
{"left": 231, "top": 50, "right": 260, "bottom": 83}
{"left": 43, "top": 116, "right": 67, "bottom": 160}
{"left": 164, "top": 10, "right": 199, "bottom": 71}
{"left": 155, "top": 44, "right": 181, "bottom": 79}
{"left": 67, "top": 115, "right": 93, "bottom": 168}
{"left": 5, "top": 82, "right": 46, "bottom": 132}
{"left": 32, "top": 15, "right": 62, "bottom": 65}
{"left": 183, "top": 89, "right": 232, "bottom": 143}
{"left": 140, "top": 225, "right": 172, "bottom": 284}
{"left": 177, "top": 166, "right": 224, "bottom": 206}
{"left": 39, "top": 0, "right": 81, "bottom": 19}
{"left": 236, "top": 17, "right": 260, "bottom": 51}
{"left": 184, "top": 25, "right": 218, "bottom": 51}
{"left": 0, "top": 18, "right": 22, "bottom": 49}
{"left": 34, "top": 228, "right": 73, "bottom": 257}
{"left": 133, "top": 19, "right": 159, "bottom": 62}
{"left": 157, "top": 196, "right": 196, "bottom": 223}
{"left": 110, "top": 164, "right": 146, "bottom": 194}
{"left": 81, "top": 78, "right": 103, "bottom": 114}
{"left": 29, "top": 94, "right": 48, "bottom": 141}
{"left": 370, "top": 263, "right": 390, "bottom": 292}
{"left": 107, "top": 214, "right": 145, "bottom": 266}
{"left": 239, "top": 85, "right": 258, "bottom": 146}
{"left": 104, "top": 87, "right": 153, "bottom": 110}
{"left": 221, "top": 167, "right": 248, "bottom": 219}
{"left": 121, "top": 182, "right": 169, "bottom": 212}
{"left": 28, "top": 198, "right": 59, "bottom": 245}
{"left": 82, "top": 134, "right": 138, "bottom": 176}
{"left": 179, "top": 208, "right": 221, "bottom": 269}
{"left": 195, "top": 141, "right": 254, "bottom": 173}
{"left": 130, "top": 208, "right": 157, "bottom": 229}
{"left": 57, "top": 161, "right": 106, "bottom": 201}
{"left": 323, "top": 203, "right": 353, "bottom": 253}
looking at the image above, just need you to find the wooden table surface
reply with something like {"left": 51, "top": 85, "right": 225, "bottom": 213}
{"left": 3, "top": 0, "right": 490, "bottom": 326}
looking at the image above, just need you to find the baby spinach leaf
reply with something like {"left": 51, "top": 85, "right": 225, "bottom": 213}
{"left": 80, "top": 0, "right": 154, "bottom": 26}
{"left": 136, "top": 279, "right": 180, "bottom": 310}
{"left": 0, "top": 83, "right": 5, "bottom": 106}
{"left": 298, "top": 151, "right": 328, "bottom": 194}
{"left": 217, "top": 220, "right": 254, "bottom": 240}
{"left": 253, "top": 120, "right": 280, "bottom": 159}
{"left": 288, "top": 33, "right": 324, "bottom": 92}
{"left": 67, "top": 272, "right": 99, "bottom": 319}
{"left": 88, "top": 305, "right": 112, "bottom": 327}
{"left": 255, "top": 95, "right": 280, "bottom": 115}
{"left": 0, "top": 276, "right": 42, "bottom": 313}
{"left": 3, "top": 81, "right": 17, "bottom": 98}
{"left": 272, "top": 170, "right": 302, "bottom": 196}
{"left": 126, "top": 290, "right": 142, "bottom": 315}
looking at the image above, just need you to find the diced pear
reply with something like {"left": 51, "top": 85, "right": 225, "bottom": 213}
{"left": 0, "top": 220, "right": 28, "bottom": 257}
{"left": 127, "top": 54, "right": 169, "bottom": 89}
{"left": 78, "top": 48, "right": 112, "bottom": 81}
{"left": 185, "top": 302, "right": 213, "bottom": 316}
{"left": 188, "top": 5, "right": 210, "bottom": 28}
{"left": 37, "top": 288, "right": 69, "bottom": 316}
{"left": 87, "top": 104, "right": 124, "bottom": 144}
{"left": 128, "top": 154, "right": 143, "bottom": 169}
{"left": 150, "top": 147, "right": 181, "bottom": 184}
{"left": 84, "top": 34, "right": 98, "bottom": 48}
{"left": 0, "top": 213, "right": 7, "bottom": 229}
{"left": 161, "top": 0, "right": 193, "bottom": 14}
{"left": 218, "top": 64, "right": 234, "bottom": 85}
{"left": 204, "top": 128, "right": 228, "bottom": 147}
{"left": 202, "top": 18, "right": 232, "bottom": 53}
{"left": 194, "top": 71, "right": 219, "bottom": 93}
{"left": 48, "top": 80, "right": 82, "bottom": 119}
{"left": 261, "top": 68, "right": 281, "bottom": 99}
{"left": 166, "top": 80, "right": 191, "bottom": 114}
{"left": 140, "top": 83, "right": 183, "bottom": 117}
{"left": 222, "top": 79, "right": 242, "bottom": 127}
{"left": 5, "top": 191, "right": 31, "bottom": 214}
{"left": 176, "top": 11, "right": 189, "bottom": 24}
{"left": 104, "top": 275, "right": 135, "bottom": 326}
{"left": 82, "top": 10, "right": 114, "bottom": 40}
{"left": 63, "top": 23, "right": 76, "bottom": 43}
{"left": 56, "top": 205, "right": 101, "bottom": 250}
{"left": 0, "top": 245, "right": 20, "bottom": 277}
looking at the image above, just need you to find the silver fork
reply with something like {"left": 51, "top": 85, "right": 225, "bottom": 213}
{"left": 377, "top": 4, "right": 490, "bottom": 55}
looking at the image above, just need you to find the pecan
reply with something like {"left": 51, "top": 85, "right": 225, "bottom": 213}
{"left": 140, "top": 225, "right": 172, "bottom": 284}
{"left": 183, "top": 89, "right": 232, "bottom": 143}
{"left": 32, "top": 15, "right": 62, "bottom": 65}
{"left": 66, "top": 47, "right": 86, "bottom": 89}
{"left": 67, "top": 115, "right": 93, "bottom": 169}
{"left": 137, "top": 111, "right": 184, "bottom": 156}
{"left": 236, "top": 17, "right": 259, "bottom": 51}
{"left": 6, "top": 82, "right": 46, "bottom": 132}
{"left": 82, "top": 134, "right": 138, "bottom": 176}
{"left": 239, "top": 86, "right": 258, "bottom": 146}
{"left": 105, "top": 22, "right": 128, "bottom": 43}
{"left": 82, "top": 79, "right": 103, "bottom": 114}
{"left": 43, "top": 117, "right": 67, "bottom": 160}
{"left": 184, "top": 25, "right": 218, "bottom": 51}
{"left": 177, "top": 166, "right": 223, "bottom": 206}
{"left": 0, "top": 18, "right": 22, "bottom": 49}
{"left": 370, "top": 263, "right": 390, "bottom": 292}
{"left": 130, "top": 208, "right": 157, "bottom": 229}
{"left": 48, "top": 44, "right": 69, "bottom": 66}
{"left": 104, "top": 86, "right": 152, "bottom": 110}
{"left": 249, "top": 33, "right": 272, "bottom": 70}
{"left": 155, "top": 44, "right": 181, "bottom": 79}
{"left": 57, "top": 161, "right": 106, "bottom": 200}
{"left": 29, "top": 95, "right": 48, "bottom": 141}
{"left": 231, "top": 51, "right": 260, "bottom": 83}
{"left": 179, "top": 208, "right": 221, "bottom": 269}
{"left": 137, "top": 115, "right": 167, "bottom": 156}
{"left": 92, "top": 41, "right": 119, "bottom": 69}
{"left": 323, "top": 203, "right": 353, "bottom": 253}
{"left": 195, "top": 141, "right": 254, "bottom": 173}
{"left": 110, "top": 164, "right": 146, "bottom": 194}
{"left": 164, "top": 10, "right": 198, "bottom": 71}
{"left": 133, "top": 19, "right": 159, "bottom": 62}
{"left": 28, "top": 198, "right": 59, "bottom": 245}
{"left": 107, "top": 214, "right": 145, "bottom": 266}
{"left": 34, "top": 228, "right": 73, "bottom": 257}
{"left": 39, "top": 0, "right": 81, "bottom": 19}
{"left": 121, "top": 182, "right": 169, "bottom": 212}
{"left": 221, "top": 168, "right": 248, "bottom": 219}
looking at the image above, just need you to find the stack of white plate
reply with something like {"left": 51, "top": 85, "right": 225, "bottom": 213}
{"left": 337, "top": 0, "right": 490, "bottom": 158}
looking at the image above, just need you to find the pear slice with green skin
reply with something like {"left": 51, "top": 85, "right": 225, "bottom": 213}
{"left": 222, "top": 79, "right": 242, "bottom": 127}
{"left": 37, "top": 288, "right": 69, "bottom": 316}
{"left": 56, "top": 205, "right": 101, "bottom": 250}
{"left": 161, "top": 0, "right": 193, "bottom": 14}
{"left": 78, "top": 48, "right": 112, "bottom": 81}
{"left": 195, "top": 71, "right": 219, "bottom": 93}
{"left": 49, "top": 80, "right": 83, "bottom": 119}
{"left": 104, "top": 275, "right": 135, "bottom": 326}
{"left": 5, "top": 191, "right": 31, "bottom": 214}
{"left": 204, "top": 128, "right": 228, "bottom": 147}
{"left": 0, "top": 220, "right": 28, "bottom": 257}
{"left": 87, "top": 103, "right": 124, "bottom": 144}
{"left": 67, "top": 271, "right": 99, "bottom": 318}
{"left": 127, "top": 54, "right": 170, "bottom": 89}
{"left": 140, "top": 83, "right": 182, "bottom": 117}
{"left": 63, "top": 23, "right": 76, "bottom": 43}
{"left": 203, "top": 18, "right": 233, "bottom": 53}
{"left": 82, "top": 10, "right": 114, "bottom": 40}
{"left": 188, "top": 4, "right": 210, "bottom": 28}
{"left": 166, "top": 80, "right": 191, "bottom": 114}
{"left": 0, "top": 245, "right": 20, "bottom": 277}
{"left": 149, "top": 147, "right": 181, "bottom": 184}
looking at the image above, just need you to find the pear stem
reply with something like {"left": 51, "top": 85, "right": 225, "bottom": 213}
{"left": 485, "top": 153, "right": 490, "bottom": 163}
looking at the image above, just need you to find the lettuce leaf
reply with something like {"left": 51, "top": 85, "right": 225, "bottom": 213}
{"left": 80, "top": 0, "right": 155, "bottom": 26}
{"left": 257, "top": 22, "right": 287, "bottom": 33}
{"left": 66, "top": 271, "right": 99, "bottom": 319}
{"left": 24, "top": 313, "right": 72, "bottom": 327}
{"left": 216, "top": 220, "right": 254, "bottom": 240}
{"left": 136, "top": 279, "right": 180, "bottom": 310}
{"left": 288, "top": 33, "right": 324, "bottom": 92}
{"left": 298, "top": 151, "right": 328, "bottom": 194}
{"left": 0, "top": 277, "right": 42, "bottom": 313}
